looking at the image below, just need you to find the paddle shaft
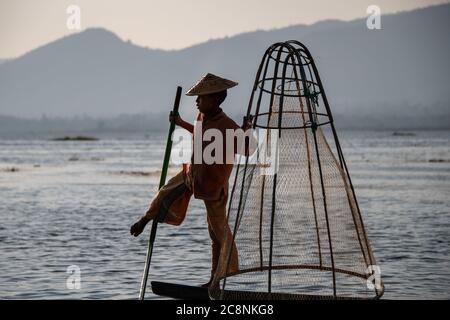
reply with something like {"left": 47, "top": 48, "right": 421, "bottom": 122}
{"left": 139, "top": 86, "right": 182, "bottom": 300}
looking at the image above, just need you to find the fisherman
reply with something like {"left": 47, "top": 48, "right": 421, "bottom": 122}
{"left": 130, "top": 73, "right": 256, "bottom": 287}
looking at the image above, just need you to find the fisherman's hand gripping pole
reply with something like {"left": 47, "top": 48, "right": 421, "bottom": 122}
{"left": 139, "top": 86, "right": 182, "bottom": 300}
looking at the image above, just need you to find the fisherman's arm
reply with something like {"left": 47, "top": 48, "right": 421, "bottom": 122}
{"left": 170, "top": 112, "right": 194, "bottom": 133}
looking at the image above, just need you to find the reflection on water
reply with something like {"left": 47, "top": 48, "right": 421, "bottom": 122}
{"left": 0, "top": 130, "right": 449, "bottom": 299}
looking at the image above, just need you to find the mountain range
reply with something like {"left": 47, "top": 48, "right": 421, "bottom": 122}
{"left": 0, "top": 4, "right": 449, "bottom": 131}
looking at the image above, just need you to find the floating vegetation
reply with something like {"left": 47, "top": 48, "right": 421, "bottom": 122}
{"left": 68, "top": 156, "right": 104, "bottom": 162}
{"left": 113, "top": 170, "right": 161, "bottom": 177}
{"left": 51, "top": 136, "right": 99, "bottom": 141}
{"left": 392, "top": 131, "right": 416, "bottom": 137}
{"left": 429, "top": 159, "right": 450, "bottom": 163}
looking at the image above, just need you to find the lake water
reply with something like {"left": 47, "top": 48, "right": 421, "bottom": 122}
{"left": 0, "top": 130, "right": 449, "bottom": 299}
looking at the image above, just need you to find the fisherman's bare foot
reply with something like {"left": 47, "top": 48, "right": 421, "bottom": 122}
{"left": 201, "top": 280, "right": 220, "bottom": 292}
{"left": 200, "top": 279, "right": 213, "bottom": 288}
{"left": 130, "top": 216, "right": 150, "bottom": 237}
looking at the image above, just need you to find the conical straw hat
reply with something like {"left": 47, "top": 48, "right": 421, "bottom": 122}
{"left": 186, "top": 73, "right": 238, "bottom": 96}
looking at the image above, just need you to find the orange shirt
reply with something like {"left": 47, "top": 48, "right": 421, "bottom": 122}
{"left": 188, "top": 109, "right": 240, "bottom": 201}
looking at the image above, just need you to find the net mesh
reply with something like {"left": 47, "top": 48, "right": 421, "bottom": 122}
{"left": 209, "top": 41, "right": 383, "bottom": 300}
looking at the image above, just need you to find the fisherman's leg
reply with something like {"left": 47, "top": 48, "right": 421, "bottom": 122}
{"left": 206, "top": 215, "right": 221, "bottom": 276}
{"left": 204, "top": 195, "right": 238, "bottom": 275}
{"left": 144, "top": 170, "right": 186, "bottom": 220}
{"left": 199, "top": 216, "right": 221, "bottom": 288}
{"left": 130, "top": 170, "right": 185, "bottom": 237}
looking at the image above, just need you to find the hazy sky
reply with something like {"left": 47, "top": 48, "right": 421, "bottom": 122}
{"left": 0, "top": 0, "right": 448, "bottom": 58}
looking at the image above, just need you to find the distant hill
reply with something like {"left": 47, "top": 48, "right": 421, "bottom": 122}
{"left": 0, "top": 4, "right": 449, "bottom": 130}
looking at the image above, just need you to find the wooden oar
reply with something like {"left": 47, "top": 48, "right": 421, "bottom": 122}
{"left": 139, "top": 86, "right": 182, "bottom": 300}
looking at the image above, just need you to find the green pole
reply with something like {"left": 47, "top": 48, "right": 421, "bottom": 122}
{"left": 139, "top": 86, "right": 182, "bottom": 300}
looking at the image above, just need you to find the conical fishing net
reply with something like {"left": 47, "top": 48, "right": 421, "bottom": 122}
{"left": 210, "top": 41, "right": 384, "bottom": 300}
